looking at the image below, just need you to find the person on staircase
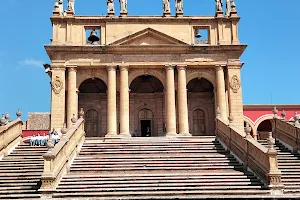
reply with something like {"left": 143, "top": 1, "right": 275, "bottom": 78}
{"left": 30, "top": 134, "right": 36, "bottom": 146}
{"left": 35, "top": 133, "right": 42, "bottom": 146}
{"left": 52, "top": 131, "right": 60, "bottom": 144}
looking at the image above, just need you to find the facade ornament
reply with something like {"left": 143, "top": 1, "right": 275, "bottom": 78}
{"left": 71, "top": 114, "right": 77, "bottom": 125}
{"left": 5, "top": 113, "right": 10, "bottom": 124}
{"left": 216, "top": 107, "right": 221, "bottom": 118}
{"left": 107, "top": 0, "right": 115, "bottom": 15}
{"left": 244, "top": 123, "right": 252, "bottom": 139}
{"left": 61, "top": 123, "right": 68, "bottom": 139}
{"left": 230, "top": 0, "right": 236, "bottom": 12}
{"left": 68, "top": 0, "right": 75, "bottom": 13}
{"left": 294, "top": 112, "right": 300, "bottom": 128}
{"left": 119, "top": 0, "right": 128, "bottom": 14}
{"left": 53, "top": 1, "right": 60, "bottom": 16}
{"left": 229, "top": 75, "right": 240, "bottom": 93}
{"left": 16, "top": 109, "right": 22, "bottom": 119}
{"left": 272, "top": 106, "right": 278, "bottom": 118}
{"left": 215, "top": 0, "right": 223, "bottom": 12}
{"left": 51, "top": 76, "right": 63, "bottom": 94}
{"left": 281, "top": 110, "right": 286, "bottom": 120}
{"left": 79, "top": 108, "right": 85, "bottom": 118}
{"left": 267, "top": 132, "right": 275, "bottom": 151}
{"left": 163, "top": 0, "right": 171, "bottom": 14}
{"left": 175, "top": 0, "right": 183, "bottom": 14}
{"left": 0, "top": 114, "right": 6, "bottom": 126}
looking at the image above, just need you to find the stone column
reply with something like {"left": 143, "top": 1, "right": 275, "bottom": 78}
{"left": 216, "top": 65, "right": 227, "bottom": 120}
{"left": 119, "top": 65, "right": 131, "bottom": 137}
{"left": 50, "top": 67, "right": 66, "bottom": 131}
{"left": 177, "top": 65, "right": 190, "bottom": 136}
{"left": 165, "top": 65, "right": 177, "bottom": 136}
{"left": 67, "top": 67, "right": 78, "bottom": 128}
{"left": 106, "top": 65, "right": 118, "bottom": 137}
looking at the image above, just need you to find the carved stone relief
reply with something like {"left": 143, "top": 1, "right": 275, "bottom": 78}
{"left": 230, "top": 75, "right": 240, "bottom": 93}
{"left": 51, "top": 76, "right": 63, "bottom": 94}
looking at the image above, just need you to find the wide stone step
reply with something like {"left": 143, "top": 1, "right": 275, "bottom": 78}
{"left": 0, "top": 189, "right": 38, "bottom": 194}
{"left": 56, "top": 185, "right": 264, "bottom": 193}
{"left": 52, "top": 190, "right": 270, "bottom": 199}
{"left": 72, "top": 160, "right": 238, "bottom": 166}
{"left": 0, "top": 172, "right": 42, "bottom": 177}
{"left": 0, "top": 193, "right": 40, "bottom": 199}
{"left": 0, "top": 165, "right": 43, "bottom": 170}
{"left": 0, "top": 185, "right": 39, "bottom": 190}
{"left": 79, "top": 150, "right": 228, "bottom": 155}
{"left": 57, "top": 181, "right": 263, "bottom": 190}
{"left": 0, "top": 169, "right": 43, "bottom": 173}
{"left": 80, "top": 148, "right": 226, "bottom": 152}
{"left": 77, "top": 154, "right": 233, "bottom": 159}
{"left": 0, "top": 182, "right": 39, "bottom": 187}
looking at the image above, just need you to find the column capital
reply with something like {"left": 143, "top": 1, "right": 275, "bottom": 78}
{"left": 51, "top": 66, "right": 66, "bottom": 71}
{"left": 119, "top": 64, "right": 129, "bottom": 71}
{"left": 165, "top": 64, "right": 175, "bottom": 70}
{"left": 176, "top": 64, "right": 187, "bottom": 70}
{"left": 227, "top": 59, "right": 243, "bottom": 69}
{"left": 67, "top": 66, "right": 77, "bottom": 72}
{"left": 107, "top": 65, "right": 117, "bottom": 71}
{"left": 215, "top": 65, "right": 225, "bottom": 71}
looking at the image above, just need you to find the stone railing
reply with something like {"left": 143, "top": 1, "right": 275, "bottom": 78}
{"left": 0, "top": 110, "right": 23, "bottom": 159}
{"left": 272, "top": 114, "right": 300, "bottom": 154}
{"left": 40, "top": 118, "right": 85, "bottom": 193}
{"left": 216, "top": 116, "right": 283, "bottom": 195}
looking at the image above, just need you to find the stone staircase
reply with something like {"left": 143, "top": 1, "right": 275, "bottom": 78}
{"left": 0, "top": 144, "right": 47, "bottom": 199}
{"left": 53, "top": 137, "right": 269, "bottom": 199}
{"left": 259, "top": 139, "right": 300, "bottom": 195}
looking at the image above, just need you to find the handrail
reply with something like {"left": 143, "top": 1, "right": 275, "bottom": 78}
{"left": 216, "top": 117, "right": 283, "bottom": 195}
{"left": 272, "top": 117, "right": 300, "bottom": 153}
{"left": 39, "top": 118, "right": 85, "bottom": 192}
{"left": 0, "top": 119, "right": 23, "bottom": 159}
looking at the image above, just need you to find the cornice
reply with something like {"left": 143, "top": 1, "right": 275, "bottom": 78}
{"left": 45, "top": 44, "right": 247, "bottom": 56}
{"left": 50, "top": 15, "right": 240, "bottom": 24}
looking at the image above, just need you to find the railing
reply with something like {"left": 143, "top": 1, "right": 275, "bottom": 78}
{"left": 216, "top": 116, "right": 284, "bottom": 195}
{"left": 272, "top": 115, "right": 300, "bottom": 154}
{"left": 40, "top": 118, "right": 85, "bottom": 192}
{"left": 0, "top": 111, "right": 23, "bottom": 159}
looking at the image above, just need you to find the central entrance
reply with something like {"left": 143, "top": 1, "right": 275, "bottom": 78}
{"left": 141, "top": 120, "right": 152, "bottom": 137}
{"left": 130, "top": 75, "right": 164, "bottom": 137}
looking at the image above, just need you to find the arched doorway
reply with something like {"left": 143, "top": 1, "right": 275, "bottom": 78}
{"left": 257, "top": 119, "right": 272, "bottom": 140}
{"left": 138, "top": 108, "right": 154, "bottom": 137}
{"left": 78, "top": 78, "right": 107, "bottom": 137}
{"left": 130, "top": 75, "right": 164, "bottom": 137}
{"left": 193, "top": 109, "right": 206, "bottom": 136}
{"left": 85, "top": 109, "right": 99, "bottom": 137}
{"left": 187, "top": 78, "right": 215, "bottom": 135}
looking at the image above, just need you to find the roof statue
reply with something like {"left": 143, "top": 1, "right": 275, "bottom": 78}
{"left": 215, "top": 0, "right": 223, "bottom": 12}
{"left": 58, "top": 0, "right": 63, "bottom": 15}
{"left": 119, "top": 0, "right": 128, "bottom": 14}
{"left": 226, "top": 0, "right": 231, "bottom": 16}
{"left": 176, "top": 0, "right": 183, "bottom": 13}
{"left": 163, "top": 0, "right": 171, "bottom": 13}
{"left": 68, "top": 0, "right": 75, "bottom": 13}
{"left": 107, "top": 0, "right": 115, "bottom": 15}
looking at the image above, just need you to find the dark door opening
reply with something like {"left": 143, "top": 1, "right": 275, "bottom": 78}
{"left": 141, "top": 120, "right": 151, "bottom": 137}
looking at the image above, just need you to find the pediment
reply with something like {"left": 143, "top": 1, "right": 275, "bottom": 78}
{"left": 110, "top": 28, "right": 189, "bottom": 46}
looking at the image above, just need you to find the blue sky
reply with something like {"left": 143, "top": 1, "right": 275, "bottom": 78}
{"left": 0, "top": 0, "right": 299, "bottom": 120}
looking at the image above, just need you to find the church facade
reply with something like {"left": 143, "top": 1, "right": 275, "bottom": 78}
{"left": 46, "top": 0, "right": 246, "bottom": 137}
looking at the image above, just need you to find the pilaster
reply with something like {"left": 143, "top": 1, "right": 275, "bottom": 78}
{"left": 50, "top": 67, "right": 66, "bottom": 131}
{"left": 226, "top": 59, "right": 244, "bottom": 131}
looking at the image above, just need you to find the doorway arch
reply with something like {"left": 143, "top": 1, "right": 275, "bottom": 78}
{"left": 78, "top": 78, "right": 107, "bottom": 137}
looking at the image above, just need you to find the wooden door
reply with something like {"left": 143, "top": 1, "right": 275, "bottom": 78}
{"left": 193, "top": 109, "right": 206, "bottom": 136}
{"left": 85, "top": 109, "right": 98, "bottom": 137}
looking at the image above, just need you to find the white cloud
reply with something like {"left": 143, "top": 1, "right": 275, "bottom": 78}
{"left": 19, "top": 58, "right": 44, "bottom": 68}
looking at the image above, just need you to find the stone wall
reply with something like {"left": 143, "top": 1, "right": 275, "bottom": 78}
{"left": 27, "top": 112, "right": 51, "bottom": 130}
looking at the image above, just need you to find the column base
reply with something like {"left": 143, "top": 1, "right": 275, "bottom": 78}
{"left": 166, "top": 132, "right": 178, "bottom": 137}
{"left": 120, "top": 133, "right": 131, "bottom": 137}
{"left": 105, "top": 133, "right": 120, "bottom": 138}
{"left": 178, "top": 132, "right": 192, "bottom": 137}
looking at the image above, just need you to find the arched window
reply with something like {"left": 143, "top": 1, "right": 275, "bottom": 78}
{"left": 193, "top": 109, "right": 206, "bottom": 135}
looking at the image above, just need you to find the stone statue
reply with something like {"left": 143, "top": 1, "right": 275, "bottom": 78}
{"left": 119, "top": 0, "right": 127, "bottom": 13}
{"left": 68, "top": 0, "right": 75, "bottom": 12}
{"left": 58, "top": 0, "right": 63, "bottom": 15}
{"left": 215, "top": 0, "right": 223, "bottom": 12}
{"left": 226, "top": 0, "right": 231, "bottom": 16}
{"left": 176, "top": 0, "right": 183, "bottom": 13}
{"left": 163, "top": 0, "right": 170, "bottom": 13}
{"left": 107, "top": 0, "right": 115, "bottom": 13}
